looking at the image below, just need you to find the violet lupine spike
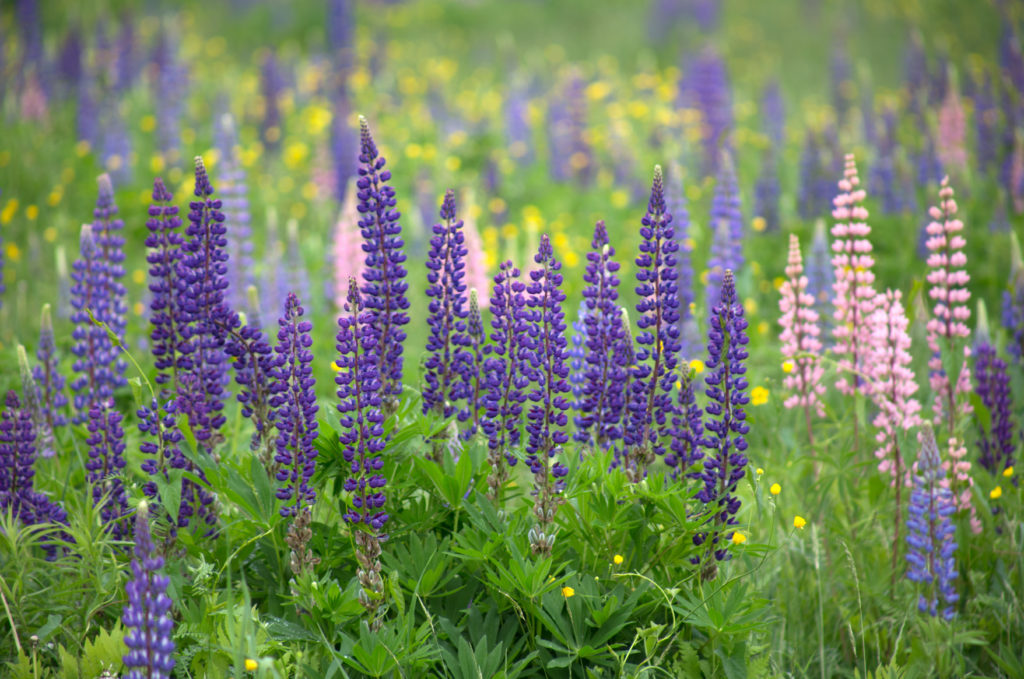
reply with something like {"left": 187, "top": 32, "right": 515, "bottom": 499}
{"left": 1002, "top": 234, "right": 1024, "bottom": 364}
{"left": 690, "top": 47, "right": 733, "bottom": 177}
{"left": 576, "top": 221, "right": 627, "bottom": 448}
{"left": 524, "top": 234, "right": 570, "bottom": 558}
{"left": 924, "top": 177, "right": 972, "bottom": 441}
{"left": 33, "top": 304, "right": 69, "bottom": 438}
{"left": 568, "top": 301, "right": 588, "bottom": 408}
{"left": 754, "top": 148, "right": 780, "bottom": 233}
{"left": 217, "top": 115, "right": 256, "bottom": 315}
{"left": 761, "top": 80, "right": 785, "bottom": 149}
{"left": 831, "top": 154, "right": 878, "bottom": 434}
{"left": 609, "top": 308, "right": 638, "bottom": 473}
{"left": 482, "top": 261, "right": 529, "bottom": 501}
{"left": 974, "top": 340, "right": 1016, "bottom": 479}
{"left": 0, "top": 390, "right": 68, "bottom": 559}
{"left": 626, "top": 166, "right": 681, "bottom": 481}
{"left": 868, "top": 108, "right": 901, "bottom": 215}
{"left": 70, "top": 224, "right": 120, "bottom": 423}
{"left": 906, "top": 426, "right": 959, "bottom": 621}
{"left": 85, "top": 400, "right": 129, "bottom": 539}
{"left": 178, "top": 157, "right": 232, "bottom": 452}
{"left": 146, "top": 178, "right": 186, "bottom": 399}
{"left": 356, "top": 116, "right": 411, "bottom": 412}
{"left": 707, "top": 152, "right": 744, "bottom": 299}
{"left": 667, "top": 366, "right": 704, "bottom": 478}
{"left": 336, "top": 278, "right": 387, "bottom": 622}
{"left": 100, "top": 100, "right": 133, "bottom": 186}
{"left": 270, "top": 294, "right": 320, "bottom": 575}
{"left": 224, "top": 317, "right": 277, "bottom": 467}
{"left": 666, "top": 164, "right": 698, "bottom": 358}
{"left": 694, "top": 270, "right": 750, "bottom": 580}
{"left": 778, "top": 234, "right": 826, "bottom": 449}
{"left": 458, "top": 289, "right": 487, "bottom": 440}
{"left": 423, "top": 190, "right": 472, "bottom": 420}
{"left": 122, "top": 501, "right": 176, "bottom": 679}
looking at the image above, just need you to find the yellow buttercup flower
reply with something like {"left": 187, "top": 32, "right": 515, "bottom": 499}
{"left": 561, "top": 586, "right": 575, "bottom": 598}
{"left": 751, "top": 386, "right": 769, "bottom": 406}
{"left": 613, "top": 554, "right": 624, "bottom": 565}
{"left": 245, "top": 658, "right": 258, "bottom": 671}
{"left": 782, "top": 360, "right": 794, "bottom": 374}
{"left": 752, "top": 216, "right": 767, "bottom": 233}
{"left": 1003, "top": 466, "right": 1014, "bottom": 477}
{"left": 1, "top": 199, "right": 19, "bottom": 224}
{"left": 990, "top": 486, "right": 1002, "bottom": 500}
{"left": 25, "top": 205, "right": 38, "bottom": 220}
{"left": 331, "top": 361, "right": 343, "bottom": 372}
{"left": 689, "top": 359, "right": 704, "bottom": 375}
{"left": 770, "top": 483, "right": 781, "bottom": 496}
{"left": 731, "top": 532, "right": 747, "bottom": 545}
{"left": 6, "top": 243, "right": 22, "bottom": 262}
{"left": 793, "top": 515, "right": 807, "bottom": 529}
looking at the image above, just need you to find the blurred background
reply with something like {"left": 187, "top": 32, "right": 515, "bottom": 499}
{"left": 0, "top": 0, "right": 1020, "bottom": 391}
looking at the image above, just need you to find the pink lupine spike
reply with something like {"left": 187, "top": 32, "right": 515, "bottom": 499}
{"left": 830, "top": 153, "right": 878, "bottom": 449}
{"left": 924, "top": 177, "right": 972, "bottom": 438}
{"left": 936, "top": 78, "right": 967, "bottom": 175}
{"left": 331, "top": 178, "right": 365, "bottom": 309}
{"left": 778, "top": 233, "right": 825, "bottom": 450}
{"left": 941, "top": 438, "right": 982, "bottom": 535}
{"left": 869, "top": 289, "right": 922, "bottom": 586}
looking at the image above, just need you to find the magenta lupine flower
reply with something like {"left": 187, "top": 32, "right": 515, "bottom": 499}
{"left": 576, "top": 221, "right": 627, "bottom": 448}
{"left": 924, "top": 177, "right": 972, "bottom": 440}
{"left": 778, "top": 234, "right": 825, "bottom": 447}
{"left": 122, "top": 502, "right": 175, "bottom": 679}
{"left": 146, "top": 178, "right": 185, "bottom": 399}
{"left": 937, "top": 81, "right": 967, "bottom": 176}
{"left": 626, "top": 166, "right": 681, "bottom": 481}
{"left": 524, "top": 234, "right": 571, "bottom": 557}
{"left": 831, "top": 154, "right": 878, "bottom": 447}
{"left": 336, "top": 278, "right": 387, "bottom": 621}
{"left": 423, "top": 190, "right": 472, "bottom": 419}
{"left": 332, "top": 179, "right": 364, "bottom": 310}
{"left": 178, "top": 157, "right": 232, "bottom": 452}
{"left": 482, "top": 262, "right": 530, "bottom": 501}
{"left": 356, "top": 116, "right": 410, "bottom": 412}
{"left": 85, "top": 399, "right": 129, "bottom": 539}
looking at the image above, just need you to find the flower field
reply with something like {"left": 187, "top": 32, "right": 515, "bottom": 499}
{"left": 0, "top": 0, "right": 1023, "bottom": 677}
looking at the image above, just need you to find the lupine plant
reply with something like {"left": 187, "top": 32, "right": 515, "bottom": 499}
{"left": 32, "top": 304, "right": 68, "bottom": 441}
{"left": 85, "top": 399, "right": 130, "bottom": 539}
{"left": 122, "top": 501, "right": 176, "bottom": 679}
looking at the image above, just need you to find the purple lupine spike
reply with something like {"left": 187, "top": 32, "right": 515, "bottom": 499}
{"left": 869, "top": 108, "right": 901, "bottom": 215}
{"left": 576, "top": 221, "right": 626, "bottom": 447}
{"left": 94, "top": 174, "right": 128, "bottom": 382}
{"left": 707, "top": 152, "right": 743, "bottom": 301}
{"left": 506, "top": 82, "right": 533, "bottom": 165}
{"left": 270, "top": 293, "right": 320, "bottom": 576}
{"left": 668, "top": 365, "right": 704, "bottom": 477}
{"left": 482, "top": 261, "right": 529, "bottom": 500}
{"left": 261, "top": 53, "right": 284, "bottom": 153}
{"left": 798, "top": 129, "right": 832, "bottom": 220}
{"left": 906, "top": 425, "right": 959, "bottom": 620}
{"left": 152, "top": 32, "right": 185, "bottom": 158}
{"left": 331, "top": 92, "right": 357, "bottom": 202}
{"left": 625, "top": 166, "right": 681, "bottom": 481}
{"left": 336, "top": 278, "right": 388, "bottom": 622}
{"left": 122, "top": 501, "right": 176, "bottom": 679}
{"left": 609, "top": 308, "right": 637, "bottom": 472}
{"left": 423, "top": 190, "right": 472, "bottom": 420}
{"left": 690, "top": 48, "right": 733, "bottom": 177}
{"left": 666, "top": 164, "right": 698, "bottom": 358}
{"left": 974, "top": 339, "right": 1016, "bottom": 478}
{"left": 16, "top": 0, "right": 43, "bottom": 70}
{"left": 458, "top": 289, "right": 487, "bottom": 440}
{"left": 327, "top": 0, "right": 355, "bottom": 85}
{"left": 178, "top": 157, "right": 232, "bottom": 452}
{"left": 761, "top": 80, "right": 785, "bottom": 149}
{"left": 70, "top": 224, "right": 120, "bottom": 422}
{"left": 356, "top": 116, "right": 410, "bottom": 412}
{"left": 693, "top": 270, "right": 750, "bottom": 580}
{"left": 77, "top": 60, "right": 100, "bottom": 148}
{"left": 1004, "top": 235, "right": 1024, "bottom": 364}
{"left": 754, "top": 147, "right": 780, "bottom": 233}
{"left": 224, "top": 317, "right": 277, "bottom": 466}
{"left": 568, "top": 300, "right": 588, "bottom": 405}
{"left": 85, "top": 400, "right": 129, "bottom": 539}
{"left": 100, "top": 99, "right": 133, "bottom": 186}
{"left": 905, "top": 35, "right": 928, "bottom": 101}
{"left": 524, "top": 234, "right": 570, "bottom": 557}
{"left": 17, "top": 346, "right": 56, "bottom": 459}
{"left": 806, "top": 219, "right": 834, "bottom": 339}
{"left": 33, "top": 304, "right": 69, "bottom": 437}
{"left": 56, "top": 26, "right": 83, "bottom": 97}
{"left": 0, "top": 390, "right": 68, "bottom": 559}
{"left": 971, "top": 72, "right": 999, "bottom": 179}
{"left": 146, "top": 178, "right": 186, "bottom": 399}
{"left": 217, "top": 115, "right": 256, "bottom": 314}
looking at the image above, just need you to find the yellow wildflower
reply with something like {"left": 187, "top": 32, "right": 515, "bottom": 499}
{"left": 752, "top": 216, "right": 767, "bottom": 233}
{"left": 990, "top": 486, "right": 1002, "bottom": 500}
{"left": 756, "top": 468, "right": 764, "bottom": 476}
{"left": 782, "top": 360, "right": 794, "bottom": 374}
{"left": 2, "top": 199, "right": 20, "bottom": 224}
{"left": 245, "top": 658, "right": 258, "bottom": 671}
{"left": 731, "top": 532, "right": 747, "bottom": 545}
{"left": 689, "top": 359, "right": 704, "bottom": 375}
{"left": 1003, "top": 466, "right": 1014, "bottom": 477}
{"left": 6, "top": 243, "right": 21, "bottom": 262}
{"left": 793, "top": 515, "right": 807, "bottom": 529}
{"left": 751, "top": 386, "right": 769, "bottom": 406}
{"left": 445, "top": 156, "right": 461, "bottom": 171}
{"left": 140, "top": 115, "right": 157, "bottom": 132}
{"left": 561, "top": 586, "right": 575, "bottom": 598}
{"left": 770, "top": 483, "right": 781, "bottom": 496}
{"left": 613, "top": 554, "right": 624, "bottom": 565}
{"left": 25, "top": 205, "right": 38, "bottom": 220}
{"left": 331, "top": 361, "right": 343, "bottom": 372}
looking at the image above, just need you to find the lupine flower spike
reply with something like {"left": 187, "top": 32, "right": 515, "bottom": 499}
{"left": 924, "top": 177, "right": 972, "bottom": 441}
{"left": 1002, "top": 233, "right": 1024, "bottom": 363}
{"left": 145, "top": 178, "right": 185, "bottom": 399}
{"left": 695, "top": 270, "right": 750, "bottom": 581}
{"left": 906, "top": 425, "right": 959, "bottom": 621}
{"left": 778, "top": 234, "right": 825, "bottom": 453}
{"left": 482, "top": 262, "right": 529, "bottom": 503}
{"left": 18, "top": 345, "right": 56, "bottom": 459}
{"left": 85, "top": 399, "right": 130, "bottom": 539}
{"left": 974, "top": 305, "right": 1016, "bottom": 481}
{"left": 577, "top": 221, "right": 628, "bottom": 448}
{"left": 525, "top": 235, "right": 571, "bottom": 557}
{"left": 270, "top": 293, "right": 320, "bottom": 575}
{"left": 831, "top": 153, "right": 877, "bottom": 450}
{"left": 336, "top": 277, "right": 388, "bottom": 626}
{"left": 122, "top": 501, "right": 176, "bottom": 679}
{"left": 626, "top": 166, "right": 681, "bottom": 481}
{"left": 869, "top": 290, "right": 921, "bottom": 585}
{"left": 356, "top": 116, "right": 410, "bottom": 414}
{"left": 33, "top": 304, "right": 68, "bottom": 443}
